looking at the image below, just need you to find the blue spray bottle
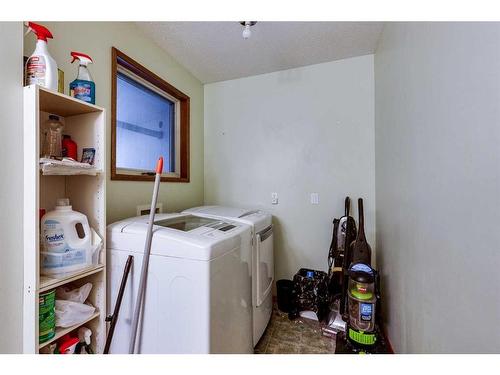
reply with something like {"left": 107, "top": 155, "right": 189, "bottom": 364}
{"left": 69, "top": 52, "right": 95, "bottom": 104}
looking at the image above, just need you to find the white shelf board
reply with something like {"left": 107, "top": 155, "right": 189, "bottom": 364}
{"left": 39, "top": 264, "right": 105, "bottom": 293}
{"left": 38, "top": 85, "right": 104, "bottom": 117}
{"left": 39, "top": 165, "right": 103, "bottom": 176}
{"left": 38, "top": 311, "right": 100, "bottom": 350}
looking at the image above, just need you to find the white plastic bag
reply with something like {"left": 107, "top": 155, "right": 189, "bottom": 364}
{"left": 55, "top": 300, "right": 95, "bottom": 328}
{"left": 56, "top": 282, "right": 92, "bottom": 303}
{"left": 91, "top": 229, "right": 103, "bottom": 265}
{"left": 55, "top": 282, "right": 95, "bottom": 328}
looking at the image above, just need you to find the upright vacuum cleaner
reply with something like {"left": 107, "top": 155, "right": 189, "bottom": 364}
{"left": 343, "top": 262, "right": 381, "bottom": 351}
{"left": 326, "top": 197, "right": 356, "bottom": 333}
{"left": 332, "top": 198, "right": 386, "bottom": 354}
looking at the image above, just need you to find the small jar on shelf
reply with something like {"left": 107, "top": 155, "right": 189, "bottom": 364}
{"left": 41, "top": 115, "right": 64, "bottom": 158}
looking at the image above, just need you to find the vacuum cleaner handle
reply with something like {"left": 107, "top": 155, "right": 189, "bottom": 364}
{"left": 339, "top": 231, "right": 353, "bottom": 317}
{"left": 345, "top": 196, "right": 350, "bottom": 217}
{"left": 104, "top": 255, "right": 133, "bottom": 354}
{"left": 357, "top": 198, "right": 364, "bottom": 237}
{"left": 328, "top": 219, "right": 340, "bottom": 276}
{"left": 128, "top": 157, "right": 163, "bottom": 354}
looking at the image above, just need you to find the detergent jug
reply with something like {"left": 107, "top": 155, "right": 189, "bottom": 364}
{"left": 41, "top": 198, "right": 92, "bottom": 275}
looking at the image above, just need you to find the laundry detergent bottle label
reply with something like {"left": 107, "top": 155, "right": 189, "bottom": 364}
{"left": 43, "top": 219, "right": 67, "bottom": 252}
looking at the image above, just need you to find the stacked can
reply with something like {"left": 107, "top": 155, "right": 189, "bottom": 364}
{"left": 39, "top": 289, "right": 56, "bottom": 343}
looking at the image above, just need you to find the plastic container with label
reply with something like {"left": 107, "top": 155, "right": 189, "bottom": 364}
{"left": 40, "top": 198, "right": 94, "bottom": 275}
{"left": 41, "top": 115, "right": 64, "bottom": 158}
{"left": 39, "top": 289, "right": 56, "bottom": 343}
{"left": 62, "top": 135, "right": 78, "bottom": 160}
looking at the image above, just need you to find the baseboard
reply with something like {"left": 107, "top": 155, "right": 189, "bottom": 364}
{"left": 380, "top": 323, "right": 395, "bottom": 354}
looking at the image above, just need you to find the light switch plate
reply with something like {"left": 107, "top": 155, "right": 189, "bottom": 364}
{"left": 310, "top": 193, "right": 319, "bottom": 205}
{"left": 271, "top": 192, "right": 278, "bottom": 205}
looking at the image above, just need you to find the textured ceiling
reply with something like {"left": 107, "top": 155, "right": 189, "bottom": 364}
{"left": 136, "top": 22, "right": 384, "bottom": 83}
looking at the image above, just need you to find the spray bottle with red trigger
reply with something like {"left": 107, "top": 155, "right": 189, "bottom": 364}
{"left": 69, "top": 52, "right": 95, "bottom": 104}
{"left": 24, "top": 22, "right": 58, "bottom": 91}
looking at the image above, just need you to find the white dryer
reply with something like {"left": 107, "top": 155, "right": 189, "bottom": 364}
{"left": 107, "top": 213, "right": 253, "bottom": 354}
{"left": 183, "top": 206, "right": 274, "bottom": 346}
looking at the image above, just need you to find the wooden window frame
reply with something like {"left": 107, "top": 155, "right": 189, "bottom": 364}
{"left": 111, "top": 47, "right": 190, "bottom": 182}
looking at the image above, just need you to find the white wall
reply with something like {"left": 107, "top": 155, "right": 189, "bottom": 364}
{"left": 24, "top": 22, "right": 205, "bottom": 223}
{"left": 375, "top": 23, "right": 500, "bottom": 353}
{"left": 0, "top": 22, "right": 24, "bottom": 353}
{"left": 204, "top": 55, "right": 375, "bottom": 280}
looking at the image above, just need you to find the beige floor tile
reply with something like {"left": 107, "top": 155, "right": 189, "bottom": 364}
{"left": 255, "top": 305, "right": 336, "bottom": 354}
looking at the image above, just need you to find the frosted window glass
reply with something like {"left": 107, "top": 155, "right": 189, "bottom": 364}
{"left": 116, "top": 72, "right": 175, "bottom": 173}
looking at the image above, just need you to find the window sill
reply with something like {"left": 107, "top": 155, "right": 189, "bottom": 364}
{"left": 111, "top": 172, "right": 190, "bottom": 183}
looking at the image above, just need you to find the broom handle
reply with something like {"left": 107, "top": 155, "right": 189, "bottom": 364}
{"left": 129, "top": 157, "right": 163, "bottom": 354}
{"left": 104, "top": 255, "right": 133, "bottom": 354}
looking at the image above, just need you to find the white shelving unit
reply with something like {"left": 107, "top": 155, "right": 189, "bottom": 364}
{"left": 23, "top": 85, "right": 106, "bottom": 354}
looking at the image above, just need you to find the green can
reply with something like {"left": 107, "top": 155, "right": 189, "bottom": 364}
{"left": 39, "top": 289, "right": 56, "bottom": 344}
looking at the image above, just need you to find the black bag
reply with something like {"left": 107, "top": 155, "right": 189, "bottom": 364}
{"left": 289, "top": 268, "right": 329, "bottom": 322}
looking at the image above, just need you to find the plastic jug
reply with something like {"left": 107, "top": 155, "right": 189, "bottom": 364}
{"left": 41, "top": 198, "right": 92, "bottom": 275}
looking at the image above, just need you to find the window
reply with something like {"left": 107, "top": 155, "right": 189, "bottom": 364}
{"left": 111, "top": 47, "right": 190, "bottom": 182}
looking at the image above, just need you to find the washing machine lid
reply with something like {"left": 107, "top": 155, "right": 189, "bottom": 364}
{"left": 183, "top": 206, "right": 272, "bottom": 233}
{"left": 184, "top": 205, "right": 253, "bottom": 218}
{"left": 154, "top": 215, "right": 224, "bottom": 232}
{"left": 107, "top": 213, "right": 247, "bottom": 261}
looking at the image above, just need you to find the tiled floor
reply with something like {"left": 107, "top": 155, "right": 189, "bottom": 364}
{"left": 254, "top": 307, "right": 336, "bottom": 354}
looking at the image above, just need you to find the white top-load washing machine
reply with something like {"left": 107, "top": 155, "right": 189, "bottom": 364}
{"left": 107, "top": 213, "right": 253, "bottom": 354}
{"left": 183, "top": 206, "right": 274, "bottom": 346}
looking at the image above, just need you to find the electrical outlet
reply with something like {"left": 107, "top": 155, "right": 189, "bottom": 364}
{"left": 271, "top": 192, "right": 278, "bottom": 205}
{"left": 137, "top": 203, "right": 163, "bottom": 216}
{"left": 310, "top": 193, "right": 319, "bottom": 205}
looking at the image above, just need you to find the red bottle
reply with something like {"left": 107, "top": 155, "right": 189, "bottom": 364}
{"left": 62, "top": 135, "right": 78, "bottom": 160}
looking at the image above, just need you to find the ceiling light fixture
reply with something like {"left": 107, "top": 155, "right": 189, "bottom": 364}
{"left": 240, "top": 21, "right": 257, "bottom": 39}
